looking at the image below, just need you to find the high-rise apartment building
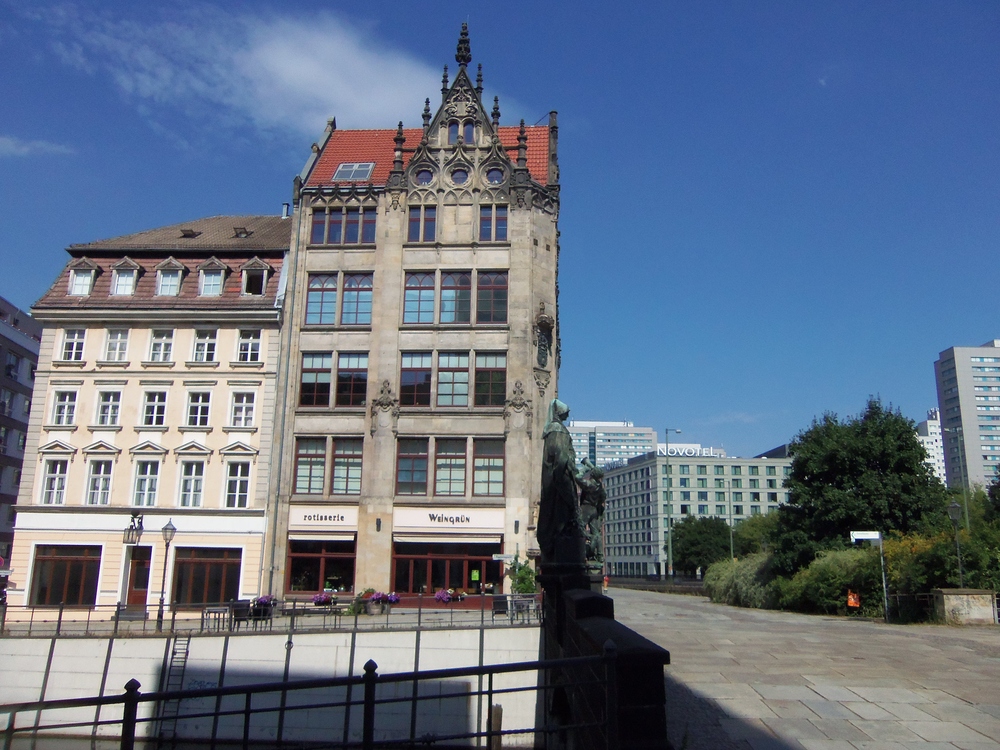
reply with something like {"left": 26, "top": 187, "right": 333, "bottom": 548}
{"left": 935, "top": 340, "right": 1000, "bottom": 488}
{"left": 916, "top": 408, "right": 946, "bottom": 484}
{"left": 568, "top": 421, "right": 657, "bottom": 468}
{"left": 269, "top": 27, "right": 560, "bottom": 598}
{"left": 0, "top": 298, "right": 41, "bottom": 584}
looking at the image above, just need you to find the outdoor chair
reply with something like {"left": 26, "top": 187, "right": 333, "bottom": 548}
{"left": 230, "top": 599, "right": 252, "bottom": 630}
{"left": 491, "top": 595, "right": 509, "bottom": 622}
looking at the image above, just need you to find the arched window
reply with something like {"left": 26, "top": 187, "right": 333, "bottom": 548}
{"left": 463, "top": 121, "right": 474, "bottom": 143}
{"left": 448, "top": 121, "right": 459, "bottom": 144}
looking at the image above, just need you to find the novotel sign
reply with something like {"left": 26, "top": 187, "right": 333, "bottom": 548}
{"left": 660, "top": 447, "right": 724, "bottom": 458}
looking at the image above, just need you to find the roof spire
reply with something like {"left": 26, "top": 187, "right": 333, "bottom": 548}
{"left": 456, "top": 23, "right": 471, "bottom": 67}
{"left": 475, "top": 63, "right": 483, "bottom": 96}
{"left": 441, "top": 65, "right": 449, "bottom": 103}
{"left": 422, "top": 98, "right": 432, "bottom": 132}
{"left": 491, "top": 97, "right": 501, "bottom": 129}
{"left": 393, "top": 122, "right": 405, "bottom": 172}
{"left": 517, "top": 120, "right": 527, "bottom": 169}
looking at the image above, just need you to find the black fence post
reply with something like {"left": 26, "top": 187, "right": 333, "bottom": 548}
{"left": 56, "top": 602, "right": 65, "bottom": 636}
{"left": 362, "top": 659, "right": 378, "bottom": 750}
{"left": 113, "top": 602, "right": 121, "bottom": 637}
{"left": 120, "top": 678, "right": 141, "bottom": 750}
{"left": 4, "top": 708, "right": 16, "bottom": 750}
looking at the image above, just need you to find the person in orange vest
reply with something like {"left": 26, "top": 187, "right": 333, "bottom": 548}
{"left": 602, "top": 574, "right": 609, "bottom": 594}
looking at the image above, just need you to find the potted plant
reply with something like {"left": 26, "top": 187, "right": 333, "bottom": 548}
{"left": 312, "top": 592, "right": 333, "bottom": 606}
{"left": 368, "top": 591, "right": 400, "bottom": 615}
{"left": 253, "top": 594, "right": 276, "bottom": 607}
{"left": 434, "top": 589, "right": 453, "bottom": 605}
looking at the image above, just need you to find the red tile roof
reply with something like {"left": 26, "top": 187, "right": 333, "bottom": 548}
{"left": 306, "top": 126, "right": 551, "bottom": 188}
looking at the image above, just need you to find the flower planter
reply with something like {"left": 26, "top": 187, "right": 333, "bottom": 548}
{"left": 366, "top": 601, "right": 386, "bottom": 616}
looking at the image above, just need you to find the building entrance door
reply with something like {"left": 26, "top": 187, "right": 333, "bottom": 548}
{"left": 125, "top": 546, "right": 152, "bottom": 610}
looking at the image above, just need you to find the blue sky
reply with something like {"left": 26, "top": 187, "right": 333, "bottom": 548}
{"left": 1, "top": 1, "right": 997, "bottom": 457}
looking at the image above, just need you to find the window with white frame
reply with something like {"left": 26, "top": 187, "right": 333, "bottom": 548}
{"left": 403, "top": 273, "right": 435, "bottom": 324}
{"left": 230, "top": 392, "right": 255, "bottom": 427}
{"left": 332, "top": 438, "right": 362, "bottom": 495}
{"left": 69, "top": 269, "right": 94, "bottom": 296}
{"left": 42, "top": 460, "right": 68, "bottom": 504}
{"left": 473, "top": 439, "right": 504, "bottom": 496}
{"left": 187, "top": 392, "right": 211, "bottom": 427}
{"left": 105, "top": 329, "right": 128, "bottom": 361}
{"left": 111, "top": 268, "right": 136, "bottom": 295}
{"left": 62, "top": 329, "right": 85, "bottom": 361}
{"left": 434, "top": 438, "right": 466, "bottom": 496}
{"left": 225, "top": 462, "right": 251, "bottom": 507}
{"left": 149, "top": 330, "right": 173, "bottom": 362}
{"left": 437, "top": 352, "right": 470, "bottom": 406}
{"left": 52, "top": 391, "right": 77, "bottom": 425}
{"left": 180, "top": 461, "right": 204, "bottom": 507}
{"left": 193, "top": 330, "right": 217, "bottom": 362}
{"left": 142, "top": 391, "right": 166, "bottom": 426}
{"left": 157, "top": 269, "right": 181, "bottom": 296}
{"left": 86, "top": 460, "right": 113, "bottom": 505}
{"left": 238, "top": 330, "right": 261, "bottom": 362}
{"left": 200, "top": 269, "right": 223, "bottom": 296}
{"left": 133, "top": 461, "right": 159, "bottom": 506}
{"left": 97, "top": 391, "right": 121, "bottom": 426}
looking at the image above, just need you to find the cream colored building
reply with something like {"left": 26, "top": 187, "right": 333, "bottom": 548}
{"left": 8, "top": 216, "right": 288, "bottom": 612}
{"left": 268, "top": 27, "right": 560, "bottom": 598}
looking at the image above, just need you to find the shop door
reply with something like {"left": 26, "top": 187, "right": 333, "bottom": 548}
{"left": 125, "top": 546, "right": 152, "bottom": 609}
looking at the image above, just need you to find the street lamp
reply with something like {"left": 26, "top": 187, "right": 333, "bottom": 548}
{"left": 156, "top": 519, "right": 177, "bottom": 632}
{"left": 943, "top": 427, "right": 971, "bottom": 531}
{"left": 664, "top": 428, "right": 681, "bottom": 581}
{"left": 947, "top": 502, "right": 964, "bottom": 588}
{"left": 727, "top": 479, "right": 734, "bottom": 561}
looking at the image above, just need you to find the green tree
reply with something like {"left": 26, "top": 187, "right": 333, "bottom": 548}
{"left": 773, "top": 398, "right": 948, "bottom": 575}
{"left": 670, "top": 516, "right": 732, "bottom": 574}
{"left": 505, "top": 554, "right": 538, "bottom": 594}
{"left": 734, "top": 512, "right": 780, "bottom": 556}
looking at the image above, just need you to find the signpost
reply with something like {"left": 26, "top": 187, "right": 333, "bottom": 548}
{"left": 850, "top": 530, "right": 889, "bottom": 623}
{"left": 492, "top": 554, "right": 515, "bottom": 563}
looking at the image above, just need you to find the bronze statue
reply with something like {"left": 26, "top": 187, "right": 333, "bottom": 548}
{"left": 577, "top": 459, "right": 606, "bottom": 567}
{"left": 538, "top": 399, "right": 586, "bottom": 567}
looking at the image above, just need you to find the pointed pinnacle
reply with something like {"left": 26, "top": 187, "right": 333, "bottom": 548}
{"left": 456, "top": 22, "right": 471, "bottom": 66}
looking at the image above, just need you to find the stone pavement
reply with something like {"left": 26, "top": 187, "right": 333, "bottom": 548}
{"left": 607, "top": 587, "right": 1000, "bottom": 750}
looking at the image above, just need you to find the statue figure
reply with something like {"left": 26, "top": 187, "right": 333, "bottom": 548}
{"left": 577, "top": 459, "right": 606, "bottom": 567}
{"left": 538, "top": 399, "right": 586, "bottom": 567}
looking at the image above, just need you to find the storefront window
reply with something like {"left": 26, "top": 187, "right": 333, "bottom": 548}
{"left": 172, "top": 547, "right": 242, "bottom": 605}
{"left": 287, "top": 539, "right": 356, "bottom": 594}
{"left": 30, "top": 545, "right": 101, "bottom": 606}
{"left": 392, "top": 541, "right": 502, "bottom": 595}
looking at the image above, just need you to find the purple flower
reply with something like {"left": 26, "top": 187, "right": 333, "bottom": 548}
{"left": 434, "top": 589, "right": 452, "bottom": 603}
{"left": 312, "top": 593, "right": 333, "bottom": 605}
{"left": 254, "top": 595, "right": 276, "bottom": 606}
{"left": 387, "top": 592, "right": 401, "bottom": 604}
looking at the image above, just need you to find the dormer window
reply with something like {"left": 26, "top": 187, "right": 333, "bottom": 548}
{"left": 332, "top": 162, "right": 374, "bottom": 181}
{"left": 233, "top": 227, "right": 251, "bottom": 239}
{"left": 244, "top": 270, "right": 265, "bottom": 296}
{"left": 157, "top": 269, "right": 181, "bottom": 296}
{"left": 111, "top": 269, "right": 135, "bottom": 296}
{"left": 69, "top": 269, "right": 94, "bottom": 296}
{"left": 201, "top": 270, "right": 223, "bottom": 296}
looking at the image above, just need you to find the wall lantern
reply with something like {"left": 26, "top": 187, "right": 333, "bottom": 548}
{"left": 123, "top": 513, "right": 144, "bottom": 546}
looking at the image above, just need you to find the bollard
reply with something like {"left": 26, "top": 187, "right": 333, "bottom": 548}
{"left": 120, "top": 679, "right": 141, "bottom": 750}
{"left": 362, "top": 659, "right": 378, "bottom": 750}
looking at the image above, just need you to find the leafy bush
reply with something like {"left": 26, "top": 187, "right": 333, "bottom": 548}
{"left": 777, "top": 547, "right": 883, "bottom": 617}
{"left": 704, "top": 553, "right": 779, "bottom": 609}
{"left": 506, "top": 554, "right": 538, "bottom": 594}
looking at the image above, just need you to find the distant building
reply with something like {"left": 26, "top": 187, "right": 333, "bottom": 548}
{"left": 916, "top": 408, "right": 946, "bottom": 483}
{"left": 0, "top": 298, "right": 41, "bottom": 584}
{"left": 934, "top": 340, "right": 1000, "bottom": 488}
{"left": 568, "top": 421, "right": 657, "bottom": 468}
{"left": 604, "top": 447, "right": 791, "bottom": 579}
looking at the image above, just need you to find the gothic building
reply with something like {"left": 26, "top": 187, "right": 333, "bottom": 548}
{"left": 269, "top": 26, "right": 561, "bottom": 598}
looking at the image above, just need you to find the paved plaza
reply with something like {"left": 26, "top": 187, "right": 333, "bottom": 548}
{"left": 608, "top": 587, "right": 1000, "bottom": 750}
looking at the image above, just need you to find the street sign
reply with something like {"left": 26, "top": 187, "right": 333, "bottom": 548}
{"left": 850, "top": 531, "right": 881, "bottom": 543}
{"left": 492, "top": 554, "right": 515, "bottom": 562}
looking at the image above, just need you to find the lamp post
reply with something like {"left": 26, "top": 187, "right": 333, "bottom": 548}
{"left": 727, "top": 479, "right": 734, "bottom": 561}
{"left": 948, "top": 502, "right": 964, "bottom": 588}
{"left": 943, "top": 426, "right": 970, "bottom": 531}
{"left": 664, "top": 428, "right": 681, "bottom": 581}
{"left": 156, "top": 519, "right": 177, "bottom": 632}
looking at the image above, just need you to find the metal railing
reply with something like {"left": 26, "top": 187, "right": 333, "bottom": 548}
{"left": 0, "top": 593, "right": 543, "bottom": 638}
{"left": 0, "top": 648, "right": 617, "bottom": 749}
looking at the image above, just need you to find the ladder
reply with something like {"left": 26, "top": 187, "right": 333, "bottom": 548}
{"left": 157, "top": 635, "right": 190, "bottom": 747}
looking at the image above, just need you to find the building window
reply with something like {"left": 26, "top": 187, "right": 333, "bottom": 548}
{"left": 112, "top": 269, "right": 136, "bottom": 296}
{"left": 84, "top": 460, "right": 112, "bottom": 505}
{"left": 300, "top": 353, "right": 332, "bottom": 407}
{"left": 437, "top": 352, "right": 470, "bottom": 406}
{"left": 311, "top": 207, "right": 376, "bottom": 245}
{"left": 157, "top": 269, "right": 181, "bottom": 296}
{"left": 69, "top": 269, "right": 94, "bottom": 296}
{"left": 400, "top": 352, "right": 432, "bottom": 406}
{"left": 134, "top": 461, "right": 159, "bottom": 506}
{"left": 332, "top": 162, "right": 375, "bottom": 181}
{"left": 180, "top": 461, "right": 204, "bottom": 507}
{"left": 479, "top": 205, "right": 508, "bottom": 242}
{"left": 287, "top": 540, "right": 356, "bottom": 594}
{"left": 52, "top": 391, "right": 77, "bottom": 425}
{"left": 294, "top": 438, "right": 326, "bottom": 494}
{"left": 306, "top": 274, "right": 338, "bottom": 324}
{"left": 61, "top": 329, "right": 85, "bottom": 361}
{"left": 680, "top": 504, "right": 690, "bottom": 515}
{"left": 173, "top": 548, "right": 242, "bottom": 605}
{"left": 473, "top": 439, "right": 504, "bottom": 496}
{"left": 716, "top": 492, "right": 726, "bottom": 502}
{"left": 5, "top": 352, "right": 21, "bottom": 381}
{"left": 766, "top": 466, "right": 777, "bottom": 476}
{"left": 403, "top": 273, "right": 435, "bottom": 324}
{"left": 42, "top": 460, "right": 68, "bottom": 504}
{"left": 435, "top": 439, "right": 466, "bottom": 496}
{"left": 440, "top": 272, "right": 471, "bottom": 323}
{"left": 407, "top": 206, "right": 436, "bottom": 242}
{"left": 187, "top": 392, "right": 211, "bottom": 427}
{"left": 716, "top": 504, "right": 726, "bottom": 515}
{"left": 733, "top": 504, "right": 743, "bottom": 515}
{"left": 200, "top": 270, "right": 223, "bottom": 296}
{"left": 697, "top": 478, "right": 707, "bottom": 488}
{"left": 751, "top": 505, "right": 761, "bottom": 515}
{"left": 193, "top": 330, "right": 217, "bottom": 362}
{"left": 697, "top": 504, "right": 708, "bottom": 515}
{"left": 238, "top": 330, "right": 261, "bottom": 362}
{"left": 731, "top": 466, "right": 742, "bottom": 475}
{"left": 230, "top": 392, "right": 255, "bottom": 427}
{"left": 97, "top": 391, "right": 121, "bottom": 426}
{"left": 149, "top": 330, "right": 174, "bottom": 362}
{"left": 243, "top": 269, "right": 266, "bottom": 296}
{"left": 105, "top": 329, "right": 128, "bottom": 362}
{"left": 0, "top": 389, "right": 11, "bottom": 416}
{"left": 332, "top": 438, "right": 363, "bottom": 495}
{"left": 396, "top": 438, "right": 429, "bottom": 495}
{"left": 768, "top": 492, "right": 778, "bottom": 503}
{"left": 143, "top": 391, "right": 167, "bottom": 426}
{"left": 477, "top": 272, "right": 508, "bottom": 323}
{"left": 731, "top": 478, "right": 742, "bottom": 488}
{"left": 341, "top": 274, "right": 373, "bottom": 325}
{"left": 226, "top": 462, "right": 251, "bottom": 507}
{"left": 749, "top": 479, "right": 760, "bottom": 489}
{"left": 749, "top": 466, "right": 759, "bottom": 476}
{"left": 336, "top": 353, "right": 368, "bottom": 406}
{"left": 30, "top": 545, "right": 101, "bottom": 606}
{"left": 474, "top": 353, "right": 506, "bottom": 406}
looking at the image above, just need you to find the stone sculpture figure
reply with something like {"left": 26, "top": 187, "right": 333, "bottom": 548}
{"left": 577, "top": 459, "right": 606, "bottom": 567}
{"left": 538, "top": 399, "right": 586, "bottom": 567}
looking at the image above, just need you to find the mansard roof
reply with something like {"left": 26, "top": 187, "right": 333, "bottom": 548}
{"left": 305, "top": 126, "right": 550, "bottom": 189}
{"left": 67, "top": 216, "right": 290, "bottom": 253}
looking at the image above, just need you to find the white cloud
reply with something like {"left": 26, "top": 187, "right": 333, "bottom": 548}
{"left": 32, "top": 5, "right": 446, "bottom": 138}
{"left": 0, "top": 136, "right": 75, "bottom": 157}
